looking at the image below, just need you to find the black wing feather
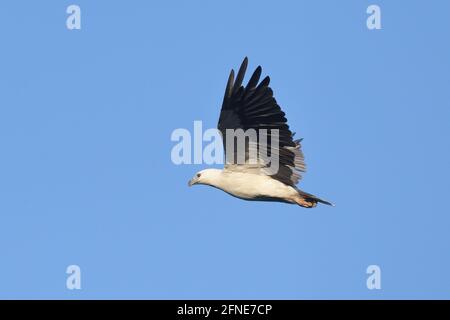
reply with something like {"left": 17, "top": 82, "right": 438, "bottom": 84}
{"left": 218, "top": 57, "right": 305, "bottom": 186}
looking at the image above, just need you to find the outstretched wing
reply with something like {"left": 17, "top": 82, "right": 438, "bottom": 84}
{"left": 217, "top": 57, "right": 305, "bottom": 186}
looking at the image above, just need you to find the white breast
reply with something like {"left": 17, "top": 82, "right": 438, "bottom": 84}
{"left": 213, "top": 171, "right": 298, "bottom": 202}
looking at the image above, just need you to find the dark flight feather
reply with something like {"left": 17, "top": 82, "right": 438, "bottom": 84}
{"left": 218, "top": 57, "right": 306, "bottom": 186}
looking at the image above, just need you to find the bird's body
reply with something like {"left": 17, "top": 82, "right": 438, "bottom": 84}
{"left": 194, "top": 168, "right": 299, "bottom": 203}
{"left": 189, "top": 58, "right": 332, "bottom": 208}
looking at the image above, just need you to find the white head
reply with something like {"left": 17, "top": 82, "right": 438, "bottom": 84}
{"left": 188, "top": 169, "right": 222, "bottom": 187}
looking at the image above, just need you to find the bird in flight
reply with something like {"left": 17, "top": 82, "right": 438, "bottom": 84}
{"left": 188, "top": 58, "right": 332, "bottom": 208}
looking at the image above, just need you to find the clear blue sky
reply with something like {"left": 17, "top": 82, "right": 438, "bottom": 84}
{"left": 0, "top": 1, "right": 449, "bottom": 299}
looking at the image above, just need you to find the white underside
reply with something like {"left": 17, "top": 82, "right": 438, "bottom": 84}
{"left": 211, "top": 171, "right": 299, "bottom": 203}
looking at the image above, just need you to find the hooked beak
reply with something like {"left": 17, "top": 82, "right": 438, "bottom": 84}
{"left": 188, "top": 178, "right": 197, "bottom": 187}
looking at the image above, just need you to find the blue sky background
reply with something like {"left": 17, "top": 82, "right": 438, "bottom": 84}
{"left": 0, "top": 1, "right": 449, "bottom": 299}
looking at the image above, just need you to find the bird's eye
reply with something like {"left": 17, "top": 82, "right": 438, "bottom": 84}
{"left": 197, "top": 173, "right": 201, "bottom": 178}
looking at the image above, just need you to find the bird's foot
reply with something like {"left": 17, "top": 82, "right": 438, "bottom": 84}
{"left": 294, "top": 197, "right": 317, "bottom": 208}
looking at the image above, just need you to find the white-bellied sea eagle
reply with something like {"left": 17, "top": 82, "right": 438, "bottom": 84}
{"left": 188, "top": 58, "right": 332, "bottom": 208}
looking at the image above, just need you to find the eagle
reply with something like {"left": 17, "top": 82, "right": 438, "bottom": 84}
{"left": 188, "top": 58, "right": 332, "bottom": 208}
